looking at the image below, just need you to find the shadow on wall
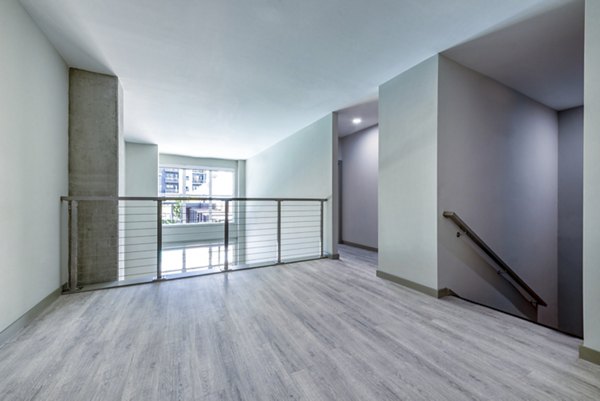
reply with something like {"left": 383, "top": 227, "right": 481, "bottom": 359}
{"left": 439, "top": 218, "right": 537, "bottom": 321}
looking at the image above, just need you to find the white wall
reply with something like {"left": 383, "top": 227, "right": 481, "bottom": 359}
{"left": 126, "top": 143, "right": 159, "bottom": 196}
{"left": 437, "top": 56, "right": 558, "bottom": 326}
{"left": 0, "top": 0, "right": 68, "bottom": 332}
{"left": 378, "top": 56, "right": 439, "bottom": 290}
{"left": 159, "top": 154, "right": 238, "bottom": 170}
{"left": 122, "top": 143, "right": 159, "bottom": 279}
{"left": 245, "top": 114, "right": 336, "bottom": 256}
{"left": 340, "top": 125, "right": 378, "bottom": 249}
{"left": 583, "top": 0, "right": 600, "bottom": 354}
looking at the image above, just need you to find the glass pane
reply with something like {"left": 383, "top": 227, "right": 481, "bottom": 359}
{"left": 186, "top": 168, "right": 210, "bottom": 196}
{"left": 159, "top": 167, "right": 235, "bottom": 224}
{"left": 184, "top": 200, "right": 212, "bottom": 223}
{"left": 210, "top": 201, "right": 225, "bottom": 223}
{"left": 162, "top": 200, "right": 185, "bottom": 224}
{"left": 185, "top": 246, "right": 211, "bottom": 270}
{"left": 162, "top": 249, "right": 183, "bottom": 274}
{"left": 159, "top": 167, "right": 182, "bottom": 195}
{"left": 212, "top": 170, "right": 234, "bottom": 197}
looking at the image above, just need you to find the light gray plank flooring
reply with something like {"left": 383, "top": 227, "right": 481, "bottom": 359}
{"left": 1, "top": 245, "right": 599, "bottom": 400}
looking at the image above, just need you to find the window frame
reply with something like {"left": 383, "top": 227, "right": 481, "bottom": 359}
{"left": 158, "top": 164, "right": 236, "bottom": 225}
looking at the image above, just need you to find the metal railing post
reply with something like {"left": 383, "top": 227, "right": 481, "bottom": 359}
{"left": 68, "top": 200, "right": 78, "bottom": 290}
{"left": 224, "top": 200, "right": 229, "bottom": 271}
{"left": 277, "top": 200, "right": 282, "bottom": 264}
{"left": 320, "top": 200, "right": 324, "bottom": 258}
{"left": 157, "top": 199, "right": 163, "bottom": 280}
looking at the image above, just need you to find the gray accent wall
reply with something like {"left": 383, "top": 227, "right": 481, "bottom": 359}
{"left": 0, "top": 0, "right": 68, "bottom": 333}
{"left": 437, "top": 56, "right": 558, "bottom": 326}
{"left": 340, "top": 125, "right": 378, "bottom": 249}
{"left": 558, "top": 106, "right": 583, "bottom": 336}
{"left": 69, "top": 69, "right": 122, "bottom": 285}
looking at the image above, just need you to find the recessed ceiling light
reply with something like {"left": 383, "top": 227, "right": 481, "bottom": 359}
{"left": 352, "top": 118, "right": 362, "bottom": 125}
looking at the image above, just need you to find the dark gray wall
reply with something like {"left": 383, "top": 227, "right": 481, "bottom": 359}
{"left": 437, "top": 56, "right": 559, "bottom": 326}
{"left": 558, "top": 106, "right": 583, "bottom": 336}
{"left": 340, "top": 125, "right": 378, "bottom": 249}
{"left": 69, "top": 69, "right": 121, "bottom": 285}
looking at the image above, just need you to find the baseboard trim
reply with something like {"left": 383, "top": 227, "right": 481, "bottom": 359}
{"left": 450, "top": 293, "right": 582, "bottom": 339}
{"left": 376, "top": 270, "right": 450, "bottom": 298}
{"left": 437, "top": 287, "right": 456, "bottom": 298}
{"left": 340, "top": 240, "right": 378, "bottom": 252}
{"left": 580, "top": 345, "right": 600, "bottom": 365}
{"left": 328, "top": 253, "right": 340, "bottom": 260}
{"left": 0, "top": 286, "right": 62, "bottom": 347}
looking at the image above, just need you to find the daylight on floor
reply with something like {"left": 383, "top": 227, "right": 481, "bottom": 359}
{"left": 1, "top": 0, "right": 600, "bottom": 399}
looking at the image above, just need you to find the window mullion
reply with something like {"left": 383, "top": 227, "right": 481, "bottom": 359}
{"left": 209, "top": 169, "right": 213, "bottom": 222}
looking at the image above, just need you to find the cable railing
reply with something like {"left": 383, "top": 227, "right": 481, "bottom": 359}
{"left": 443, "top": 211, "right": 547, "bottom": 307}
{"left": 61, "top": 196, "right": 327, "bottom": 292}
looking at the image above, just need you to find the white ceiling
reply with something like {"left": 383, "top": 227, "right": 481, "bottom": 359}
{"left": 443, "top": 0, "right": 584, "bottom": 111}
{"left": 20, "top": 0, "right": 572, "bottom": 159}
{"left": 338, "top": 100, "right": 378, "bottom": 137}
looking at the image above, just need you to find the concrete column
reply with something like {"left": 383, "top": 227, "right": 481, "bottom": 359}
{"left": 68, "top": 68, "right": 122, "bottom": 285}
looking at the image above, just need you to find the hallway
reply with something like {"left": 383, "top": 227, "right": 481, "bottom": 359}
{"left": 0, "top": 246, "right": 598, "bottom": 400}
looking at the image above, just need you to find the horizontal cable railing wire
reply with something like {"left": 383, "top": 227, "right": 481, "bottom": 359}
{"left": 61, "top": 196, "right": 328, "bottom": 292}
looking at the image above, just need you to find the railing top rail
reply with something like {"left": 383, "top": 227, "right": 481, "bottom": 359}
{"left": 61, "top": 195, "right": 328, "bottom": 202}
{"left": 443, "top": 210, "right": 547, "bottom": 307}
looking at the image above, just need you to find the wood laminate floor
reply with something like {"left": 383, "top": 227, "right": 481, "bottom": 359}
{"left": 1, "top": 245, "right": 599, "bottom": 400}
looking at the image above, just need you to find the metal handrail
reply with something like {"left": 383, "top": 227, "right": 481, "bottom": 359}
{"left": 443, "top": 211, "right": 547, "bottom": 307}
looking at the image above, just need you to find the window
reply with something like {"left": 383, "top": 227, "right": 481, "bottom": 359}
{"left": 159, "top": 167, "right": 235, "bottom": 224}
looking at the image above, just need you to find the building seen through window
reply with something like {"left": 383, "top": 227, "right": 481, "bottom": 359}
{"left": 158, "top": 167, "right": 234, "bottom": 224}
